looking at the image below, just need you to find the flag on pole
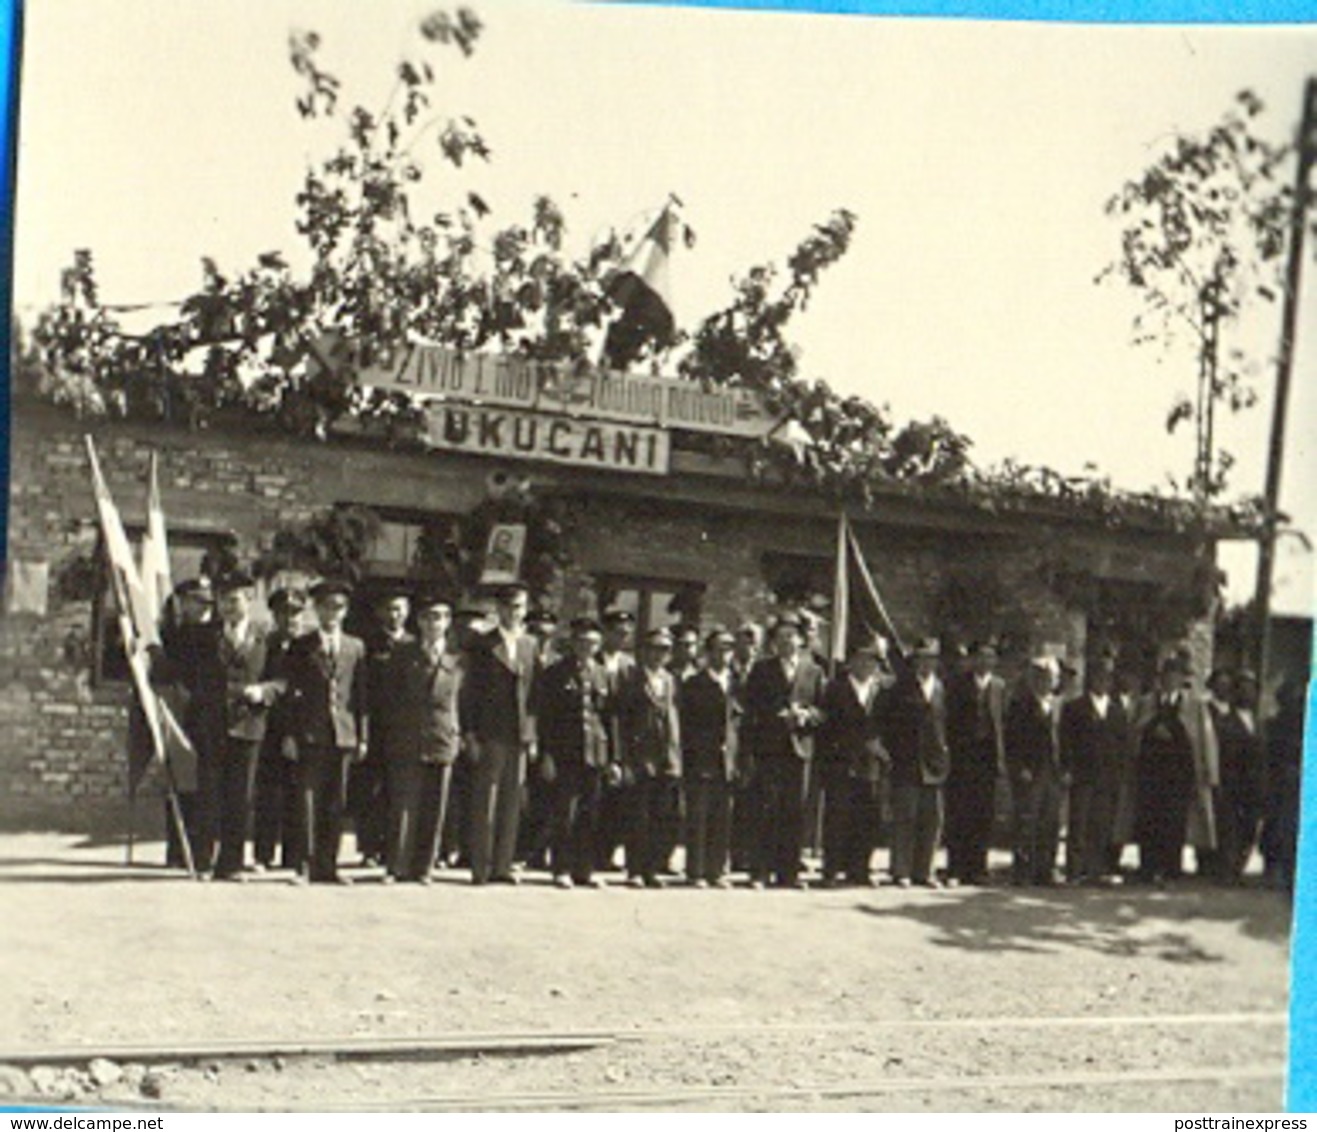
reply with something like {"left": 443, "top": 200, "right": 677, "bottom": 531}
{"left": 138, "top": 451, "right": 172, "bottom": 645}
{"left": 601, "top": 203, "right": 680, "bottom": 370}
{"left": 831, "top": 511, "right": 906, "bottom": 667}
{"left": 84, "top": 437, "right": 194, "bottom": 787}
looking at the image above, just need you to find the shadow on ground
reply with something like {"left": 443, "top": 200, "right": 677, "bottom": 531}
{"left": 852, "top": 882, "right": 1291, "bottom": 961}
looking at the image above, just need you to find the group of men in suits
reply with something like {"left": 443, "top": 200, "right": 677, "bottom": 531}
{"left": 152, "top": 570, "right": 1274, "bottom": 891}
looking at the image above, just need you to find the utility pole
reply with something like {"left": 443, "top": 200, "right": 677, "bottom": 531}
{"left": 1254, "top": 76, "right": 1317, "bottom": 713}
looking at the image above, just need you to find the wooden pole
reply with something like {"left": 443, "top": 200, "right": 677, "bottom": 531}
{"left": 1254, "top": 77, "right": 1317, "bottom": 714}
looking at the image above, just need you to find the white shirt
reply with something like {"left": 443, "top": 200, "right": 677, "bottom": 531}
{"left": 498, "top": 627, "right": 522, "bottom": 657}
{"left": 918, "top": 673, "right": 938, "bottom": 703}
{"left": 1089, "top": 692, "right": 1110, "bottom": 720}
{"left": 708, "top": 667, "right": 731, "bottom": 694}
{"left": 849, "top": 674, "right": 877, "bottom": 706}
{"left": 319, "top": 629, "right": 341, "bottom": 658}
{"left": 780, "top": 657, "right": 798, "bottom": 684}
{"left": 224, "top": 619, "right": 249, "bottom": 650}
{"left": 1237, "top": 707, "right": 1256, "bottom": 736}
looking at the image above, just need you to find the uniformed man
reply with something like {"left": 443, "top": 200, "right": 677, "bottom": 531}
{"left": 536, "top": 617, "right": 612, "bottom": 888}
{"left": 354, "top": 587, "right": 413, "bottom": 869}
{"left": 158, "top": 576, "right": 212, "bottom": 870}
{"left": 252, "top": 586, "right": 305, "bottom": 872}
{"left": 284, "top": 578, "right": 369, "bottom": 885}
{"left": 383, "top": 593, "right": 464, "bottom": 885}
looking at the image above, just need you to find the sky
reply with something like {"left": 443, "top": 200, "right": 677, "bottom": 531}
{"left": 12, "top": 0, "right": 1317, "bottom": 614}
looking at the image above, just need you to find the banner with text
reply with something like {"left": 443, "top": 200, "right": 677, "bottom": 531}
{"left": 423, "top": 404, "right": 671, "bottom": 476}
{"left": 336, "top": 339, "right": 773, "bottom": 438}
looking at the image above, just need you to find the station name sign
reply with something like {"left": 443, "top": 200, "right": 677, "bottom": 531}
{"left": 423, "top": 404, "right": 670, "bottom": 476}
{"left": 343, "top": 340, "right": 773, "bottom": 439}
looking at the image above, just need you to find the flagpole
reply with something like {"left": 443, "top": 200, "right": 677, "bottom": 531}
{"left": 831, "top": 512, "right": 849, "bottom": 678}
{"left": 85, "top": 435, "right": 196, "bottom": 877}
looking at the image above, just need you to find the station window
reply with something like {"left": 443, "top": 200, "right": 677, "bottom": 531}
{"left": 594, "top": 574, "right": 706, "bottom": 642}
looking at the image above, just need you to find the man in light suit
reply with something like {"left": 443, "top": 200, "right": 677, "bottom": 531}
{"left": 461, "top": 582, "right": 539, "bottom": 885}
{"left": 284, "top": 578, "right": 369, "bottom": 885}
{"left": 382, "top": 593, "right": 464, "bottom": 885}
{"left": 741, "top": 615, "right": 824, "bottom": 889}
{"left": 944, "top": 639, "right": 1006, "bottom": 886}
{"left": 880, "top": 638, "right": 951, "bottom": 888}
{"left": 615, "top": 628, "right": 683, "bottom": 888}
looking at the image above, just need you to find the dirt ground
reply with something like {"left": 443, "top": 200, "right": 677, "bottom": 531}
{"left": 0, "top": 833, "right": 1294, "bottom": 1112}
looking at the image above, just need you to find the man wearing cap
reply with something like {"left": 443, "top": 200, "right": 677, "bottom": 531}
{"left": 252, "top": 586, "right": 305, "bottom": 872}
{"left": 353, "top": 588, "right": 413, "bottom": 869}
{"left": 594, "top": 609, "right": 637, "bottom": 872}
{"left": 879, "top": 638, "right": 951, "bottom": 888}
{"left": 741, "top": 615, "right": 825, "bottom": 889}
{"left": 520, "top": 608, "right": 562, "bottom": 869}
{"left": 461, "top": 582, "right": 540, "bottom": 885}
{"left": 817, "top": 637, "right": 889, "bottom": 887}
{"left": 382, "top": 594, "right": 464, "bottom": 884}
{"left": 536, "top": 617, "right": 612, "bottom": 888}
{"left": 944, "top": 639, "right": 1006, "bottom": 886}
{"left": 1133, "top": 653, "right": 1218, "bottom": 884}
{"left": 678, "top": 628, "right": 742, "bottom": 888}
{"left": 1005, "top": 655, "right": 1065, "bottom": 886}
{"left": 284, "top": 578, "right": 369, "bottom": 884}
{"left": 615, "top": 627, "right": 683, "bottom": 888}
{"left": 155, "top": 576, "right": 212, "bottom": 870}
{"left": 1059, "top": 655, "right": 1130, "bottom": 885}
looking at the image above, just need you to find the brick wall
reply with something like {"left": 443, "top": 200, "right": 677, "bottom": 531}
{"left": 2, "top": 403, "right": 1214, "bottom": 832}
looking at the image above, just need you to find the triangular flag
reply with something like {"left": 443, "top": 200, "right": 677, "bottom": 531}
{"left": 139, "top": 451, "right": 172, "bottom": 645}
{"left": 832, "top": 512, "right": 906, "bottom": 664}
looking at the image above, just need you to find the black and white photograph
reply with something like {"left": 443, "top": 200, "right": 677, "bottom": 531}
{"left": 3, "top": 0, "right": 1315, "bottom": 1113}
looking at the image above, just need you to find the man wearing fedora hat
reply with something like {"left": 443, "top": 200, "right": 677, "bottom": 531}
{"left": 817, "top": 636, "right": 890, "bottom": 887}
{"left": 741, "top": 614, "right": 825, "bottom": 889}
{"left": 678, "top": 627, "right": 743, "bottom": 888}
{"left": 880, "top": 637, "right": 951, "bottom": 888}
{"left": 284, "top": 578, "right": 369, "bottom": 884}
{"left": 1132, "top": 652, "right": 1218, "bottom": 884}
{"left": 944, "top": 639, "right": 1006, "bottom": 886}
{"left": 615, "top": 627, "right": 683, "bottom": 888}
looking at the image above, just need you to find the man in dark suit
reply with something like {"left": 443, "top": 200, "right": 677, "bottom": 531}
{"left": 536, "top": 617, "right": 612, "bottom": 889}
{"left": 615, "top": 628, "right": 683, "bottom": 888}
{"left": 461, "top": 582, "right": 539, "bottom": 885}
{"left": 741, "top": 615, "right": 824, "bottom": 889}
{"left": 1006, "top": 656, "right": 1064, "bottom": 886}
{"left": 1059, "top": 655, "right": 1129, "bottom": 885}
{"left": 880, "top": 638, "right": 951, "bottom": 888}
{"left": 382, "top": 593, "right": 464, "bottom": 885}
{"left": 155, "top": 570, "right": 275, "bottom": 881}
{"left": 944, "top": 639, "right": 1006, "bottom": 886}
{"left": 284, "top": 578, "right": 369, "bottom": 885}
{"left": 817, "top": 637, "right": 889, "bottom": 887}
{"left": 678, "top": 628, "right": 741, "bottom": 888}
{"left": 252, "top": 586, "right": 305, "bottom": 873}
{"left": 355, "top": 587, "right": 413, "bottom": 868}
